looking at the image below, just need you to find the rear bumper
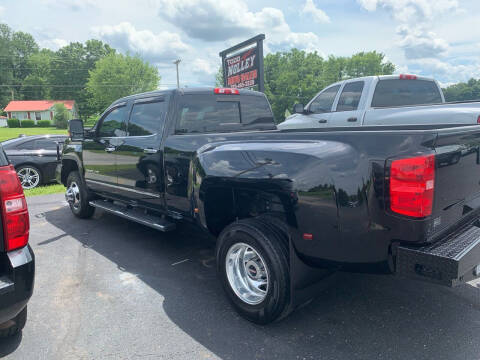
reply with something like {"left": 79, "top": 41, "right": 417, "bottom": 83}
{"left": 0, "top": 245, "right": 35, "bottom": 324}
{"left": 396, "top": 220, "right": 480, "bottom": 286}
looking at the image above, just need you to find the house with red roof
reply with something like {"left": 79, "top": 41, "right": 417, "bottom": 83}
{"left": 0, "top": 116, "right": 7, "bottom": 128}
{"left": 4, "top": 100, "right": 79, "bottom": 125}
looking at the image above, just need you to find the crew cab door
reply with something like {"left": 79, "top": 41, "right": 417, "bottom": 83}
{"left": 329, "top": 80, "right": 365, "bottom": 127}
{"left": 83, "top": 102, "right": 129, "bottom": 194}
{"left": 304, "top": 84, "right": 341, "bottom": 127}
{"left": 115, "top": 96, "right": 167, "bottom": 208}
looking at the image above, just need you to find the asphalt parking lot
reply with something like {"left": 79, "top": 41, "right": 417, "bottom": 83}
{"left": 0, "top": 193, "right": 479, "bottom": 359}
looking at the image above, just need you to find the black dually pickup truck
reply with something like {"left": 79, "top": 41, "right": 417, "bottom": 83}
{"left": 57, "top": 87, "right": 480, "bottom": 324}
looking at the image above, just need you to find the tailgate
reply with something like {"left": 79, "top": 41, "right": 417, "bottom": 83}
{"left": 396, "top": 125, "right": 480, "bottom": 286}
{"left": 430, "top": 126, "right": 480, "bottom": 238}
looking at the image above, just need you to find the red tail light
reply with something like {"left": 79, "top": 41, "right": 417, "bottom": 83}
{"left": 214, "top": 88, "right": 239, "bottom": 95}
{"left": 0, "top": 165, "right": 29, "bottom": 251}
{"left": 389, "top": 155, "right": 435, "bottom": 218}
{"left": 477, "top": 115, "right": 480, "bottom": 124}
{"left": 399, "top": 74, "right": 417, "bottom": 80}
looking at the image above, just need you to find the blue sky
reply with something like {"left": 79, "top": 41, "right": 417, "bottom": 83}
{"left": 1, "top": 0, "right": 479, "bottom": 88}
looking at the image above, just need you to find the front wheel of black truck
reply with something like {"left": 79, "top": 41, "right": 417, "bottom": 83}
{"left": 66, "top": 171, "right": 95, "bottom": 219}
{"left": 216, "top": 218, "right": 291, "bottom": 324}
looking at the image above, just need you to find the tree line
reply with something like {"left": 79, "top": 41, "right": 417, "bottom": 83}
{"left": 0, "top": 23, "right": 159, "bottom": 120}
{"left": 1, "top": 22, "right": 479, "bottom": 124}
{"left": 443, "top": 79, "right": 480, "bottom": 102}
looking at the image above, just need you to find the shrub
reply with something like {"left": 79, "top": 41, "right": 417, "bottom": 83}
{"left": 7, "top": 118, "right": 20, "bottom": 128}
{"left": 37, "top": 120, "right": 52, "bottom": 127}
{"left": 55, "top": 117, "right": 68, "bottom": 129}
{"left": 20, "top": 119, "right": 35, "bottom": 128}
{"left": 53, "top": 103, "right": 69, "bottom": 129}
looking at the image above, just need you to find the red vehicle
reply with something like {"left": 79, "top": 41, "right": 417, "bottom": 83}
{"left": 0, "top": 144, "right": 34, "bottom": 337}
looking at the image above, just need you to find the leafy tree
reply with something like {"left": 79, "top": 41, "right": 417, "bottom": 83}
{"left": 11, "top": 31, "right": 39, "bottom": 82}
{"left": 53, "top": 103, "right": 69, "bottom": 129}
{"left": 443, "top": 79, "right": 480, "bottom": 102}
{"left": 344, "top": 51, "right": 395, "bottom": 78}
{"left": 21, "top": 49, "right": 54, "bottom": 99}
{"left": 0, "top": 24, "right": 15, "bottom": 107}
{"left": 215, "top": 67, "right": 224, "bottom": 87}
{"left": 86, "top": 53, "right": 160, "bottom": 111}
{"left": 49, "top": 40, "right": 115, "bottom": 118}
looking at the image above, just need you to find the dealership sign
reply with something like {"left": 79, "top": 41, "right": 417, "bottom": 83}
{"left": 220, "top": 34, "right": 265, "bottom": 92}
{"left": 225, "top": 47, "right": 258, "bottom": 89}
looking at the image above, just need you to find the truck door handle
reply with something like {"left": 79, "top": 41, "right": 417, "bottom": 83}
{"left": 105, "top": 146, "right": 116, "bottom": 152}
{"left": 347, "top": 117, "right": 358, "bottom": 122}
{"left": 318, "top": 119, "right": 328, "bottom": 124}
{"left": 144, "top": 148, "right": 158, "bottom": 154}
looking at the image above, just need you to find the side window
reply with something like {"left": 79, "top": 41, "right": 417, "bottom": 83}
{"left": 309, "top": 85, "right": 341, "bottom": 113}
{"left": 16, "top": 140, "right": 35, "bottom": 150}
{"left": 336, "top": 81, "right": 365, "bottom": 112}
{"left": 34, "top": 139, "right": 57, "bottom": 150}
{"left": 128, "top": 100, "right": 166, "bottom": 137}
{"left": 177, "top": 95, "right": 241, "bottom": 134}
{"left": 98, "top": 106, "right": 128, "bottom": 137}
{"left": 240, "top": 96, "right": 275, "bottom": 126}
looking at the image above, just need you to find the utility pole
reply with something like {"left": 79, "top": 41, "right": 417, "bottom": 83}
{"left": 11, "top": 89, "right": 14, "bottom": 101}
{"left": 173, "top": 59, "right": 181, "bottom": 88}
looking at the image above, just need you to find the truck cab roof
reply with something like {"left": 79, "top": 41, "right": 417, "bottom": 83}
{"left": 325, "top": 74, "right": 437, "bottom": 89}
{"left": 111, "top": 87, "right": 266, "bottom": 107}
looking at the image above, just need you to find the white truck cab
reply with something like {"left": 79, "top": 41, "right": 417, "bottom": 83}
{"left": 278, "top": 75, "right": 480, "bottom": 129}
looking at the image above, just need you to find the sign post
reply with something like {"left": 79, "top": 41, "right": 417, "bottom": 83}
{"left": 219, "top": 34, "right": 265, "bottom": 92}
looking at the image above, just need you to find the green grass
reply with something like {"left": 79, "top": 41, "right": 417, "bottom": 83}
{"left": 24, "top": 184, "right": 65, "bottom": 197}
{"left": 0, "top": 128, "right": 68, "bottom": 142}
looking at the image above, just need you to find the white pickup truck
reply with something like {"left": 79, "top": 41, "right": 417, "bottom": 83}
{"left": 278, "top": 74, "right": 480, "bottom": 129}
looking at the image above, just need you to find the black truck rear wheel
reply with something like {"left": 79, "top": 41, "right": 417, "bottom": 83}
{"left": 216, "top": 218, "right": 290, "bottom": 324}
{"left": 66, "top": 171, "right": 95, "bottom": 219}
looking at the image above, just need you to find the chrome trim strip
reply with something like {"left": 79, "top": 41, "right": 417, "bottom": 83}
{"left": 85, "top": 179, "right": 162, "bottom": 198}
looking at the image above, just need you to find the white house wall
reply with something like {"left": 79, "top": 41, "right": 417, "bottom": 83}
{"left": 10, "top": 109, "right": 75, "bottom": 124}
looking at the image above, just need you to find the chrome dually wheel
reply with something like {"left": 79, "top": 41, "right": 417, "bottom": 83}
{"left": 226, "top": 242, "right": 269, "bottom": 305}
{"left": 17, "top": 166, "right": 40, "bottom": 189}
{"left": 65, "top": 181, "right": 81, "bottom": 210}
{"left": 66, "top": 171, "right": 95, "bottom": 218}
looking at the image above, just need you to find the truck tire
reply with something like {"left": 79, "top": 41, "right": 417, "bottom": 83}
{"left": 216, "top": 217, "right": 290, "bottom": 324}
{"left": 0, "top": 306, "right": 27, "bottom": 338}
{"left": 66, "top": 171, "right": 95, "bottom": 219}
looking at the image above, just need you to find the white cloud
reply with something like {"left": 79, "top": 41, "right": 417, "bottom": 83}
{"left": 41, "top": 0, "right": 97, "bottom": 11}
{"left": 91, "top": 22, "right": 191, "bottom": 63}
{"left": 0, "top": 6, "right": 4, "bottom": 17}
{"left": 357, "top": 0, "right": 459, "bottom": 23}
{"left": 191, "top": 58, "right": 217, "bottom": 76}
{"left": 301, "top": 0, "right": 330, "bottom": 24}
{"left": 39, "top": 38, "right": 69, "bottom": 50}
{"left": 405, "top": 58, "right": 480, "bottom": 83}
{"left": 357, "top": 0, "right": 459, "bottom": 63}
{"left": 156, "top": 0, "right": 323, "bottom": 53}
{"left": 397, "top": 25, "right": 449, "bottom": 59}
